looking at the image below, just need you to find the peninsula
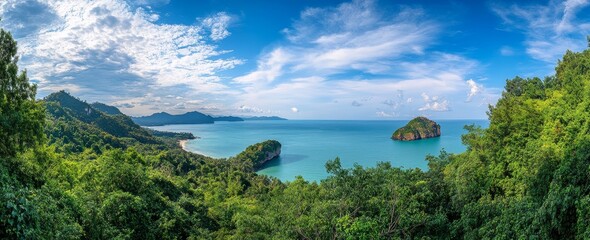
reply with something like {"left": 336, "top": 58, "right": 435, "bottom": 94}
{"left": 235, "top": 140, "right": 282, "bottom": 169}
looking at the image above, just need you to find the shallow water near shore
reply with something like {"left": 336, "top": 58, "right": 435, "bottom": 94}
{"left": 151, "top": 120, "right": 488, "bottom": 182}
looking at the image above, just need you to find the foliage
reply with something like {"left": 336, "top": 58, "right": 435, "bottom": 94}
{"left": 392, "top": 116, "right": 440, "bottom": 140}
{"left": 234, "top": 140, "right": 281, "bottom": 169}
{"left": 0, "top": 29, "right": 45, "bottom": 157}
{"left": 90, "top": 102, "right": 123, "bottom": 115}
{"left": 146, "top": 128, "right": 195, "bottom": 141}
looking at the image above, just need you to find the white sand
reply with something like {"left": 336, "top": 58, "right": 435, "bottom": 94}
{"left": 178, "top": 139, "right": 188, "bottom": 151}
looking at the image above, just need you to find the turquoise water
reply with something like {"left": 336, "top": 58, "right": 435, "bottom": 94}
{"left": 151, "top": 120, "right": 488, "bottom": 182}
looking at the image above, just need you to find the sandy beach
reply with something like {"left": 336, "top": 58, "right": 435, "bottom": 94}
{"left": 178, "top": 139, "right": 188, "bottom": 151}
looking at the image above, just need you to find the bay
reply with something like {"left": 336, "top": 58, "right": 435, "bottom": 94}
{"left": 151, "top": 120, "right": 488, "bottom": 182}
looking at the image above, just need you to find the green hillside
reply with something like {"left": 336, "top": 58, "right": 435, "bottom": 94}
{"left": 44, "top": 91, "right": 160, "bottom": 147}
{"left": 91, "top": 102, "right": 124, "bottom": 115}
{"left": 43, "top": 91, "right": 196, "bottom": 154}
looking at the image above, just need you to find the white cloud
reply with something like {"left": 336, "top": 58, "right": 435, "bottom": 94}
{"left": 419, "top": 92, "right": 449, "bottom": 112}
{"left": 132, "top": 0, "right": 170, "bottom": 7}
{"left": 466, "top": 79, "right": 482, "bottom": 102}
{"left": 382, "top": 90, "right": 407, "bottom": 110}
{"left": 560, "top": 0, "right": 589, "bottom": 33}
{"left": 493, "top": 0, "right": 590, "bottom": 62}
{"left": 0, "top": 0, "right": 241, "bottom": 105}
{"left": 421, "top": 92, "right": 430, "bottom": 102}
{"left": 238, "top": 105, "right": 265, "bottom": 113}
{"left": 235, "top": 0, "right": 438, "bottom": 83}
{"left": 147, "top": 13, "right": 159, "bottom": 22}
{"left": 173, "top": 102, "right": 186, "bottom": 109}
{"left": 200, "top": 12, "right": 232, "bottom": 41}
{"left": 114, "top": 103, "right": 135, "bottom": 108}
{"left": 419, "top": 100, "right": 449, "bottom": 112}
{"left": 233, "top": 48, "right": 291, "bottom": 84}
{"left": 291, "top": 107, "right": 299, "bottom": 113}
{"left": 185, "top": 100, "right": 204, "bottom": 105}
{"left": 376, "top": 111, "right": 393, "bottom": 118}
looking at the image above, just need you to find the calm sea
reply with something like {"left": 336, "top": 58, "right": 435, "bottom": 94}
{"left": 151, "top": 120, "right": 488, "bottom": 182}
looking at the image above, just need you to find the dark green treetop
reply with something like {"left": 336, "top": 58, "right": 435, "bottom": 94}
{"left": 0, "top": 27, "right": 44, "bottom": 157}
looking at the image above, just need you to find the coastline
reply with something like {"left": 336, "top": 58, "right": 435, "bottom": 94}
{"left": 178, "top": 138, "right": 209, "bottom": 157}
{"left": 179, "top": 139, "right": 189, "bottom": 151}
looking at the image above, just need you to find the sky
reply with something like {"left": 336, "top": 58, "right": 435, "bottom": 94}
{"left": 1, "top": 0, "right": 590, "bottom": 120}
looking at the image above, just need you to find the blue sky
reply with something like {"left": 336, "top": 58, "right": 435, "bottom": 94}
{"left": 1, "top": 0, "right": 590, "bottom": 119}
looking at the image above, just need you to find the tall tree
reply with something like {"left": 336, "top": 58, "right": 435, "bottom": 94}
{"left": 0, "top": 26, "right": 44, "bottom": 157}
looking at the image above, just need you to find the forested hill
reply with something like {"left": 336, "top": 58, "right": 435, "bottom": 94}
{"left": 4, "top": 21, "right": 590, "bottom": 238}
{"left": 45, "top": 91, "right": 159, "bottom": 146}
{"left": 90, "top": 102, "right": 123, "bottom": 115}
{"left": 43, "top": 91, "right": 195, "bottom": 153}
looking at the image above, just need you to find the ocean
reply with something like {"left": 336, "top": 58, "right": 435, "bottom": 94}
{"left": 151, "top": 120, "right": 488, "bottom": 182}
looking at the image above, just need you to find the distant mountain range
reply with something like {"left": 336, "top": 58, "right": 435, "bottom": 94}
{"left": 132, "top": 112, "right": 215, "bottom": 126}
{"left": 130, "top": 110, "right": 286, "bottom": 126}
{"left": 213, "top": 116, "right": 244, "bottom": 122}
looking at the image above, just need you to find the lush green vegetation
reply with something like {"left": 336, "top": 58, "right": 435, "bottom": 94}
{"left": 235, "top": 140, "right": 281, "bottom": 169}
{"left": 0, "top": 28, "right": 45, "bottom": 157}
{"left": 90, "top": 102, "right": 124, "bottom": 115}
{"left": 392, "top": 116, "right": 441, "bottom": 141}
{"left": 3, "top": 24, "right": 590, "bottom": 239}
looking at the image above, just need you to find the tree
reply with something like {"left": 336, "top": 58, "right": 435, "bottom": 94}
{"left": 0, "top": 27, "right": 44, "bottom": 157}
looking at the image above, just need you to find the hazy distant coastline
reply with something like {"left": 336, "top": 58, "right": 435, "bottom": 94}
{"left": 132, "top": 111, "right": 287, "bottom": 126}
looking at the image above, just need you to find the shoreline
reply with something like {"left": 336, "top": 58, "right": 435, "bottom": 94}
{"left": 178, "top": 139, "right": 189, "bottom": 151}
{"left": 178, "top": 138, "right": 209, "bottom": 157}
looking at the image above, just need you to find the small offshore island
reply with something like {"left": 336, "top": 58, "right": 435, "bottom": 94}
{"left": 392, "top": 117, "right": 441, "bottom": 141}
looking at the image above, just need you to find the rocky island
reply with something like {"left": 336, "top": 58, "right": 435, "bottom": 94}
{"left": 392, "top": 117, "right": 441, "bottom": 141}
{"left": 236, "top": 140, "right": 282, "bottom": 169}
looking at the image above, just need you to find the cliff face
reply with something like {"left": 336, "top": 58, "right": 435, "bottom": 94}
{"left": 264, "top": 147, "right": 281, "bottom": 163}
{"left": 392, "top": 117, "right": 441, "bottom": 141}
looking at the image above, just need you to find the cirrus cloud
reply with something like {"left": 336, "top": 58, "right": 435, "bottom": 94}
{"left": 231, "top": 0, "right": 496, "bottom": 119}
{"left": 493, "top": 0, "right": 590, "bottom": 63}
